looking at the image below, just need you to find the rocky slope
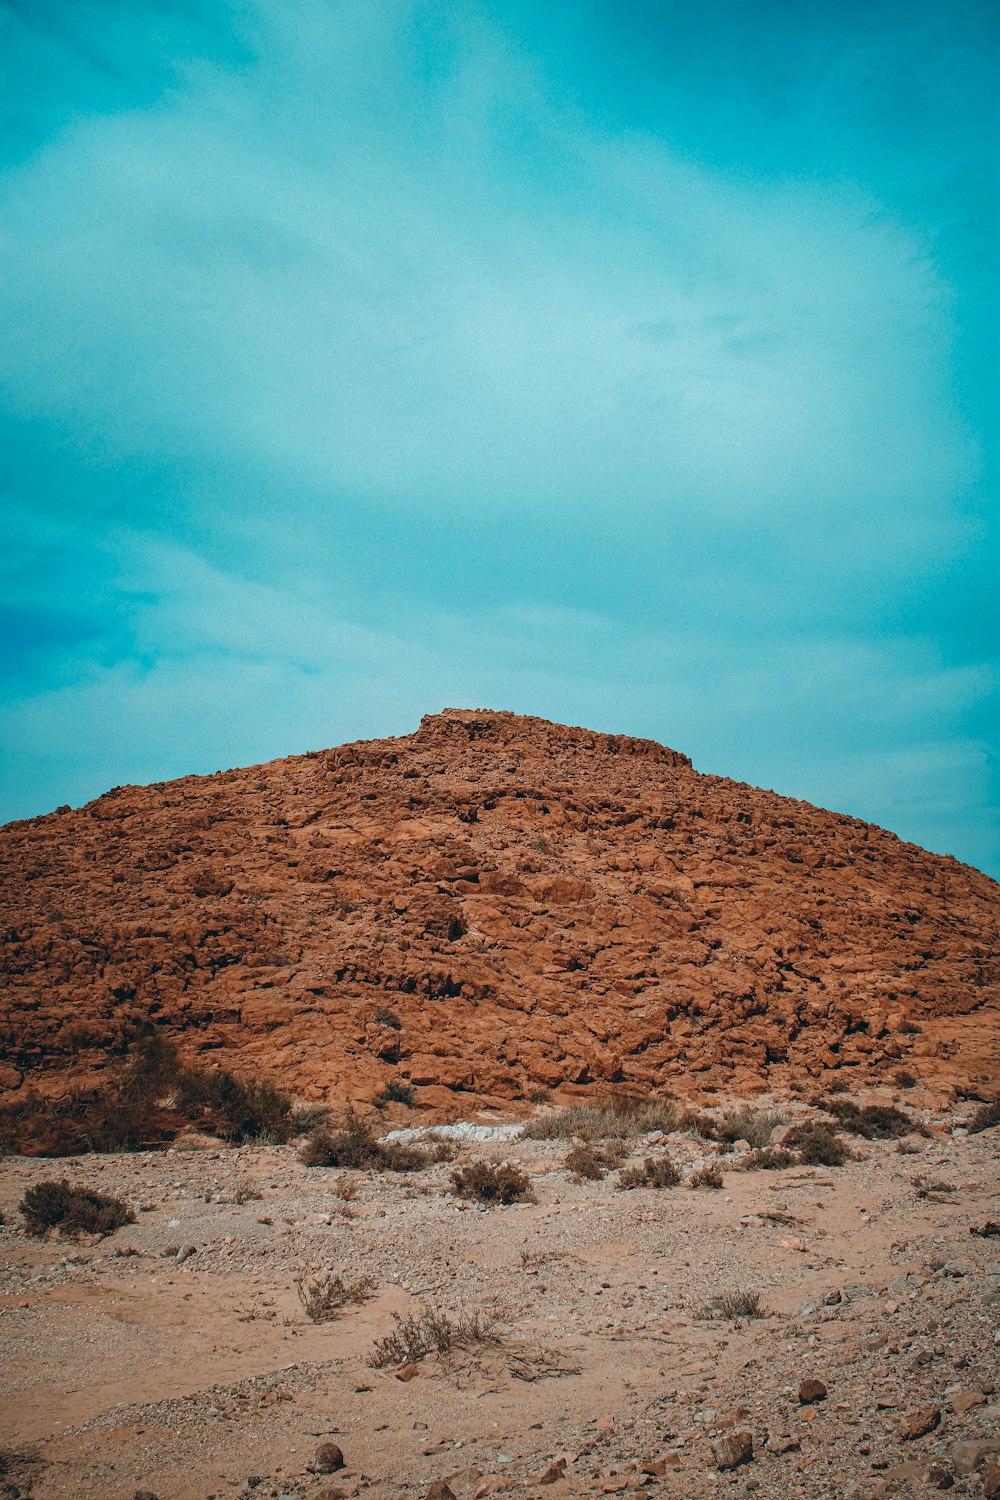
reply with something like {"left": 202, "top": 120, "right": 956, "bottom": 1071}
{"left": 1, "top": 709, "right": 998, "bottom": 1106}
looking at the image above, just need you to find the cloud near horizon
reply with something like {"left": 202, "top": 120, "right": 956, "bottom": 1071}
{"left": 0, "top": 0, "right": 996, "bottom": 873}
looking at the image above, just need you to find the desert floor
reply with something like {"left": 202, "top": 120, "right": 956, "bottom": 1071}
{"left": 1, "top": 1099, "right": 998, "bottom": 1500}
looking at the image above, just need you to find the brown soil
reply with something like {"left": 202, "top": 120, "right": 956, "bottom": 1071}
{"left": 1, "top": 709, "right": 998, "bottom": 1111}
{"left": 1, "top": 1102, "right": 998, "bottom": 1499}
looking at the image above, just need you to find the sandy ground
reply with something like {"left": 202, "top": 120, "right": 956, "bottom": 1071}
{"left": 1, "top": 1100, "right": 999, "bottom": 1500}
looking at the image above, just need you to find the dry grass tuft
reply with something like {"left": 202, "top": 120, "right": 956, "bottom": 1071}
{"left": 450, "top": 1160, "right": 534, "bottom": 1204}
{"left": 688, "top": 1162, "right": 724, "bottom": 1189}
{"left": 697, "top": 1287, "right": 765, "bottom": 1320}
{"left": 298, "top": 1118, "right": 428, "bottom": 1172}
{"left": 718, "top": 1108, "right": 788, "bottom": 1149}
{"left": 523, "top": 1094, "right": 676, "bottom": 1142}
{"left": 617, "top": 1155, "right": 681, "bottom": 1190}
{"left": 296, "top": 1269, "right": 376, "bottom": 1322}
{"left": 20, "top": 1179, "right": 135, "bottom": 1237}
{"left": 370, "top": 1306, "right": 501, "bottom": 1368}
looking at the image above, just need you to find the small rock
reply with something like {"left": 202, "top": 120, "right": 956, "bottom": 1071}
{"left": 983, "top": 1462, "right": 1000, "bottom": 1500}
{"left": 396, "top": 1363, "right": 420, "bottom": 1381}
{"left": 642, "top": 1455, "right": 680, "bottom": 1475}
{"left": 768, "top": 1435, "right": 800, "bottom": 1455}
{"left": 950, "top": 1439, "right": 1000, "bottom": 1475}
{"left": 595, "top": 1415, "right": 615, "bottom": 1434}
{"left": 315, "top": 1442, "right": 345, "bottom": 1473}
{"left": 133, "top": 1492, "right": 158, "bottom": 1500}
{"left": 711, "top": 1430, "right": 753, "bottom": 1470}
{"left": 538, "top": 1458, "right": 567, "bottom": 1484}
{"left": 951, "top": 1390, "right": 986, "bottom": 1414}
{"left": 898, "top": 1407, "right": 941, "bottom": 1441}
{"left": 424, "top": 1484, "right": 457, "bottom": 1500}
{"left": 799, "top": 1379, "right": 828, "bottom": 1405}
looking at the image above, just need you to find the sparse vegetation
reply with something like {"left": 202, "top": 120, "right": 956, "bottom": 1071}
{"left": 564, "top": 1143, "right": 615, "bottom": 1181}
{"left": 298, "top": 1119, "right": 428, "bottom": 1172}
{"left": 894, "top": 1069, "right": 917, "bottom": 1089}
{"left": 0, "top": 1029, "right": 296, "bottom": 1156}
{"left": 374, "top": 1078, "right": 415, "bottom": 1108}
{"left": 617, "top": 1155, "right": 680, "bottom": 1190}
{"left": 370, "top": 1306, "right": 501, "bottom": 1368}
{"left": 688, "top": 1162, "right": 724, "bottom": 1189}
{"left": 291, "top": 1103, "right": 330, "bottom": 1134}
{"left": 231, "top": 1175, "right": 263, "bottom": 1204}
{"left": 823, "top": 1099, "right": 923, "bottom": 1139}
{"left": 296, "top": 1269, "right": 376, "bottom": 1322}
{"left": 697, "top": 1287, "right": 765, "bottom": 1321}
{"left": 20, "top": 1179, "right": 135, "bottom": 1238}
{"left": 373, "top": 1006, "right": 402, "bottom": 1030}
{"left": 785, "top": 1123, "right": 850, "bottom": 1166}
{"left": 450, "top": 1160, "right": 534, "bottom": 1204}
{"left": 523, "top": 1094, "right": 676, "bottom": 1142}
{"left": 968, "top": 1100, "right": 1000, "bottom": 1134}
{"left": 738, "top": 1147, "right": 797, "bottom": 1171}
{"left": 717, "top": 1107, "right": 788, "bottom": 1149}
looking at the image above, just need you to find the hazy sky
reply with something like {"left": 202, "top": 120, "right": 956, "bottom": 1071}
{"left": 1, "top": 0, "right": 997, "bottom": 875}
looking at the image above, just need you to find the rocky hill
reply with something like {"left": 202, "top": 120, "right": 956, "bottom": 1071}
{"left": 1, "top": 709, "right": 998, "bottom": 1108}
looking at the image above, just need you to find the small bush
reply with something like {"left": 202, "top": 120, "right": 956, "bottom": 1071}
{"left": 697, "top": 1287, "right": 765, "bottom": 1320}
{"left": 718, "top": 1108, "right": 788, "bottom": 1150}
{"left": 523, "top": 1095, "right": 676, "bottom": 1142}
{"left": 739, "top": 1147, "right": 797, "bottom": 1171}
{"left": 565, "top": 1144, "right": 610, "bottom": 1181}
{"left": 894, "top": 1070, "right": 917, "bottom": 1089}
{"left": 823, "top": 1099, "right": 921, "bottom": 1139}
{"left": 296, "top": 1270, "right": 375, "bottom": 1322}
{"left": 785, "top": 1124, "right": 850, "bottom": 1166}
{"left": 298, "top": 1120, "right": 427, "bottom": 1172}
{"left": 968, "top": 1100, "right": 1000, "bottom": 1134}
{"left": 373, "top": 1006, "right": 402, "bottom": 1030}
{"left": 21, "top": 1179, "right": 135, "bottom": 1237}
{"left": 291, "top": 1103, "right": 330, "bottom": 1134}
{"left": 374, "top": 1079, "right": 415, "bottom": 1108}
{"left": 676, "top": 1110, "right": 719, "bottom": 1138}
{"left": 173, "top": 1067, "right": 294, "bottom": 1143}
{"left": 688, "top": 1162, "right": 723, "bottom": 1189}
{"left": 231, "top": 1174, "right": 263, "bottom": 1204}
{"left": 370, "top": 1306, "right": 500, "bottom": 1368}
{"left": 617, "top": 1155, "right": 680, "bottom": 1190}
{"left": 450, "top": 1160, "right": 534, "bottom": 1204}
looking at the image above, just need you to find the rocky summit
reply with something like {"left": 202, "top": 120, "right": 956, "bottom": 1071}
{"left": 1, "top": 708, "right": 998, "bottom": 1108}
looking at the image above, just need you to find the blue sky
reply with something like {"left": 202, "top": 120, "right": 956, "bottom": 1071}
{"left": 1, "top": 0, "right": 997, "bottom": 875}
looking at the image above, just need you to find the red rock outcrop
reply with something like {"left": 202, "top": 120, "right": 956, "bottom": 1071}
{"left": 1, "top": 709, "right": 998, "bottom": 1107}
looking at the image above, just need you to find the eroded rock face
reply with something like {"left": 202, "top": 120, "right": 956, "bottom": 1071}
{"left": 1, "top": 708, "right": 998, "bottom": 1107}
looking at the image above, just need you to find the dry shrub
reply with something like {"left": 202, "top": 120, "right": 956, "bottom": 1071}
{"left": 296, "top": 1269, "right": 375, "bottom": 1322}
{"left": 332, "top": 1173, "right": 359, "bottom": 1201}
{"left": 739, "top": 1147, "right": 797, "bottom": 1171}
{"left": 231, "top": 1175, "right": 263, "bottom": 1204}
{"left": 894, "top": 1070, "right": 918, "bottom": 1089}
{"left": 291, "top": 1103, "right": 330, "bottom": 1134}
{"left": 968, "top": 1100, "right": 1000, "bottom": 1134}
{"left": 784, "top": 1123, "right": 850, "bottom": 1166}
{"left": 299, "top": 1119, "right": 428, "bottom": 1172}
{"left": 20, "top": 1179, "right": 135, "bottom": 1237}
{"left": 373, "top": 1006, "right": 402, "bottom": 1030}
{"left": 523, "top": 1094, "right": 676, "bottom": 1142}
{"left": 688, "top": 1162, "right": 724, "bottom": 1189}
{"left": 823, "top": 1099, "right": 923, "bottom": 1139}
{"left": 370, "top": 1306, "right": 500, "bottom": 1368}
{"left": 697, "top": 1287, "right": 765, "bottom": 1320}
{"left": 675, "top": 1109, "right": 719, "bottom": 1138}
{"left": 718, "top": 1108, "right": 788, "bottom": 1150}
{"left": 564, "top": 1144, "right": 612, "bottom": 1181}
{"left": 617, "top": 1155, "right": 680, "bottom": 1190}
{"left": 450, "top": 1160, "right": 534, "bottom": 1203}
{"left": 0, "top": 1030, "right": 295, "bottom": 1156}
{"left": 373, "top": 1079, "right": 415, "bottom": 1108}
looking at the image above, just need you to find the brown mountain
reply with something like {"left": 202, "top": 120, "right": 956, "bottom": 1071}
{"left": 2, "top": 708, "right": 998, "bottom": 1109}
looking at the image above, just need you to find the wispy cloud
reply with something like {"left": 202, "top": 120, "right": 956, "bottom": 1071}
{"left": 0, "top": 0, "right": 995, "bottom": 874}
